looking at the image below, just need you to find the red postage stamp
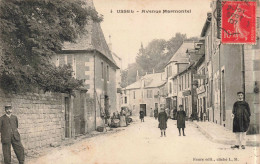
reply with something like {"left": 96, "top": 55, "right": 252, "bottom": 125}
{"left": 221, "top": 1, "right": 256, "bottom": 44}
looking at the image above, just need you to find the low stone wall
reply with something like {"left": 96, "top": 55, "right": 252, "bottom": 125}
{"left": 0, "top": 90, "right": 66, "bottom": 162}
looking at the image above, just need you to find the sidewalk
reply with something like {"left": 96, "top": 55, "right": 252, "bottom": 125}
{"left": 23, "top": 122, "right": 134, "bottom": 164}
{"left": 193, "top": 121, "right": 260, "bottom": 147}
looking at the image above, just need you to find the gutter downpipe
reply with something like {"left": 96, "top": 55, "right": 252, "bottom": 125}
{"left": 219, "top": 43, "right": 222, "bottom": 126}
{"left": 94, "top": 51, "right": 97, "bottom": 130}
{"left": 242, "top": 45, "right": 245, "bottom": 98}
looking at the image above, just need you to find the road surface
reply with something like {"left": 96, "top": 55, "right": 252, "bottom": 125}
{"left": 28, "top": 117, "right": 259, "bottom": 164}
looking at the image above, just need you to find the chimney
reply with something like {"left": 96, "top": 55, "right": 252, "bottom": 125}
{"left": 108, "top": 35, "right": 112, "bottom": 51}
{"left": 153, "top": 69, "right": 155, "bottom": 74}
{"left": 136, "top": 70, "right": 140, "bottom": 81}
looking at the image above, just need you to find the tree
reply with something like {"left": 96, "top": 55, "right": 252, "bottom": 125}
{"left": 136, "top": 40, "right": 166, "bottom": 73}
{"left": 124, "top": 33, "right": 199, "bottom": 87}
{"left": 0, "top": 0, "right": 102, "bottom": 93}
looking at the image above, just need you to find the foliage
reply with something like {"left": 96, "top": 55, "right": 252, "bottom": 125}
{"left": 0, "top": 0, "right": 102, "bottom": 93}
{"left": 121, "top": 63, "right": 144, "bottom": 88}
{"left": 122, "top": 33, "right": 199, "bottom": 87}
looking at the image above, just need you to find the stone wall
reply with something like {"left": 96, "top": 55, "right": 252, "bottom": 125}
{"left": 0, "top": 89, "right": 66, "bottom": 162}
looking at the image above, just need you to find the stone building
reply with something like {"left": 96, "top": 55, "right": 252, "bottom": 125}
{"left": 164, "top": 41, "right": 195, "bottom": 112}
{"left": 108, "top": 36, "right": 123, "bottom": 114}
{"left": 122, "top": 72, "right": 166, "bottom": 117}
{"left": 199, "top": 1, "right": 260, "bottom": 133}
{"left": 53, "top": 0, "right": 119, "bottom": 134}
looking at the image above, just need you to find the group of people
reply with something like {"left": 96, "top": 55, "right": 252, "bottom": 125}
{"left": 142, "top": 91, "right": 251, "bottom": 151}
{"left": 110, "top": 108, "right": 133, "bottom": 128}
{"left": 157, "top": 105, "right": 186, "bottom": 137}
{"left": 0, "top": 92, "right": 252, "bottom": 163}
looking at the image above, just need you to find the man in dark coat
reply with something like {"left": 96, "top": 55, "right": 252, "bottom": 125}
{"left": 231, "top": 92, "right": 251, "bottom": 149}
{"left": 177, "top": 105, "right": 186, "bottom": 136}
{"left": 0, "top": 105, "right": 25, "bottom": 164}
{"left": 139, "top": 110, "right": 144, "bottom": 122}
{"left": 158, "top": 108, "right": 168, "bottom": 137}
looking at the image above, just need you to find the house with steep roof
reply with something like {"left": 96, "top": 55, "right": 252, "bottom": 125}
{"left": 164, "top": 41, "right": 195, "bottom": 111}
{"left": 52, "top": 0, "right": 119, "bottom": 136}
{"left": 122, "top": 72, "right": 166, "bottom": 117}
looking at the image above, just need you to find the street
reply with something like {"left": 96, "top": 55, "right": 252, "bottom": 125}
{"left": 28, "top": 117, "right": 259, "bottom": 164}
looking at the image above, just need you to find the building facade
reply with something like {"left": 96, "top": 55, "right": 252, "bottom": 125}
{"left": 122, "top": 72, "right": 166, "bottom": 116}
{"left": 53, "top": 0, "right": 119, "bottom": 134}
{"left": 164, "top": 41, "right": 195, "bottom": 111}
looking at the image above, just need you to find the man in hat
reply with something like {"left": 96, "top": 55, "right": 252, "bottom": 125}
{"left": 0, "top": 105, "right": 25, "bottom": 164}
{"left": 231, "top": 92, "right": 251, "bottom": 149}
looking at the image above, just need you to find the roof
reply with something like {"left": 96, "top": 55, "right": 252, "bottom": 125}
{"left": 125, "top": 73, "right": 166, "bottom": 90}
{"left": 201, "top": 12, "right": 212, "bottom": 37}
{"left": 61, "top": 1, "right": 119, "bottom": 69}
{"left": 166, "top": 41, "right": 195, "bottom": 66}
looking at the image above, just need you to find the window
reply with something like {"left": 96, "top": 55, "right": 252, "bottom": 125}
{"left": 169, "top": 83, "right": 172, "bottom": 93}
{"left": 133, "top": 91, "right": 136, "bottom": 99}
{"left": 124, "top": 97, "right": 127, "bottom": 104}
{"left": 85, "top": 75, "right": 90, "bottom": 80}
{"left": 147, "top": 90, "right": 153, "bottom": 98}
{"left": 179, "top": 78, "right": 181, "bottom": 91}
{"left": 187, "top": 73, "right": 190, "bottom": 88}
{"left": 107, "top": 65, "right": 109, "bottom": 81}
{"left": 101, "top": 62, "right": 104, "bottom": 79}
{"left": 182, "top": 76, "right": 184, "bottom": 90}
{"left": 184, "top": 74, "right": 187, "bottom": 89}
{"left": 169, "top": 65, "right": 172, "bottom": 77}
{"left": 166, "top": 67, "right": 169, "bottom": 78}
{"left": 202, "top": 68, "right": 205, "bottom": 85}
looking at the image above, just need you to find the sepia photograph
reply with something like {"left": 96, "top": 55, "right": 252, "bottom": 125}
{"left": 0, "top": 0, "right": 259, "bottom": 163}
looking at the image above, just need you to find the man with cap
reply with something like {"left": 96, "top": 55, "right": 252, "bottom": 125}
{"left": 0, "top": 105, "right": 25, "bottom": 164}
{"left": 231, "top": 91, "right": 251, "bottom": 149}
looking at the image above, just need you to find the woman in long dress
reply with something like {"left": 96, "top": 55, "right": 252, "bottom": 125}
{"left": 158, "top": 108, "right": 168, "bottom": 137}
{"left": 177, "top": 105, "right": 186, "bottom": 136}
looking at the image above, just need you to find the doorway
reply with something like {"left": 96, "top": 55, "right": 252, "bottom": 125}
{"left": 140, "top": 104, "right": 146, "bottom": 116}
{"left": 65, "top": 97, "right": 70, "bottom": 138}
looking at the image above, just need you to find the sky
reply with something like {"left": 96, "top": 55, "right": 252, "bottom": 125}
{"left": 93, "top": 0, "right": 212, "bottom": 69}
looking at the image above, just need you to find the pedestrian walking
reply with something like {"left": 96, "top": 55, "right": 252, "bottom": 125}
{"left": 154, "top": 108, "right": 158, "bottom": 120}
{"left": 177, "top": 105, "right": 186, "bottom": 136}
{"left": 158, "top": 108, "right": 168, "bottom": 137}
{"left": 0, "top": 105, "right": 25, "bottom": 164}
{"left": 231, "top": 91, "right": 251, "bottom": 149}
{"left": 139, "top": 110, "right": 144, "bottom": 122}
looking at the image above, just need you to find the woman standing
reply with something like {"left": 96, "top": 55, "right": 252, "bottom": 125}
{"left": 177, "top": 105, "right": 186, "bottom": 136}
{"left": 158, "top": 108, "right": 168, "bottom": 137}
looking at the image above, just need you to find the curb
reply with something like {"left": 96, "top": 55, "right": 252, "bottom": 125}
{"left": 192, "top": 122, "right": 260, "bottom": 147}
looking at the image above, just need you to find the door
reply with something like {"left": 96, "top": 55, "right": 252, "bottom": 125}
{"left": 140, "top": 104, "right": 146, "bottom": 116}
{"left": 65, "top": 97, "right": 70, "bottom": 138}
{"left": 155, "top": 103, "right": 158, "bottom": 109}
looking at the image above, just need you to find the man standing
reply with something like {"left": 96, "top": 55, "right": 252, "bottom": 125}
{"left": 154, "top": 108, "right": 158, "bottom": 120}
{"left": 231, "top": 92, "right": 251, "bottom": 149}
{"left": 177, "top": 105, "right": 186, "bottom": 136}
{"left": 0, "top": 105, "right": 25, "bottom": 164}
{"left": 139, "top": 110, "right": 144, "bottom": 122}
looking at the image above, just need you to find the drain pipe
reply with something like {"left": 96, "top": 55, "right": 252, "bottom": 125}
{"left": 242, "top": 45, "right": 245, "bottom": 99}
